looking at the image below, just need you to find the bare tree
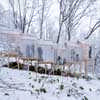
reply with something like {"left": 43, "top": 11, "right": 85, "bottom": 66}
{"left": 56, "top": 0, "right": 96, "bottom": 43}
{"left": 38, "top": 0, "right": 52, "bottom": 39}
{"left": 45, "top": 20, "right": 58, "bottom": 41}
{"left": 0, "top": 4, "right": 11, "bottom": 28}
{"left": 0, "top": 4, "right": 5, "bottom": 23}
{"left": 8, "top": 0, "right": 37, "bottom": 33}
{"left": 26, "top": 4, "right": 35, "bottom": 33}
{"left": 9, "top": 0, "right": 18, "bottom": 29}
{"left": 85, "top": 20, "right": 100, "bottom": 39}
{"left": 0, "top": 4, "right": 4, "bottom": 20}
{"left": 39, "top": 0, "right": 45, "bottom": 39}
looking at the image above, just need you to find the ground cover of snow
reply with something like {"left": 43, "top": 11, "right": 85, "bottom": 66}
{"left": 0, "top": 67, "right": 100, "bottom": 100}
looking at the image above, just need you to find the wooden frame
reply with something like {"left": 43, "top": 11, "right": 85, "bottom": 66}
{"left": 0, "top": 32, "right": 96, "bottom": 77}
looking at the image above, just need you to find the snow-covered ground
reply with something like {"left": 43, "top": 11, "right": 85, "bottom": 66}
{"left": 0, "top": 67, "right": 100, "bottom": 100}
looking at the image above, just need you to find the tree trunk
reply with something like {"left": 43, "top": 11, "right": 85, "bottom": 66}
{"left": 40, "top": 0, "right": 45, "bottom": 39}
{"left": 56, "top": 22, "right": 63, "bottom": 43}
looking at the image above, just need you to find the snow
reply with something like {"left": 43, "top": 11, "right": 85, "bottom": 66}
{"left": 0, "top": 67, "right": 100, "bottom": 100}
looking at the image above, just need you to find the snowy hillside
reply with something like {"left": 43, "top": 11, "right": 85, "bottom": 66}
{"left": 0, "top": 67, "right": 100, "bottom": 100}
{"left": 0, "top": 0, "right": 100, "bottom": 99}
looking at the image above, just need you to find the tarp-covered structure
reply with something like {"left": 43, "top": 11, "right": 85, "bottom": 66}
{"left": 0, "top": 32, "right": 90, "bottom": 64}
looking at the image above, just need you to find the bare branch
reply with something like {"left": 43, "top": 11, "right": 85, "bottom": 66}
{"left": 85, "top": 21, "right": 100, "bottom": 39}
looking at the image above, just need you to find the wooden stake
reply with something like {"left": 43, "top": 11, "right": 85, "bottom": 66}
{"left": 45, "top": 64, "right": 47, "bottom": 74}
{"left": 28, "top": 59, "right": 30, "bottom": 71}
{"left": 84, "top": 60, "right": 88, "bottom": 77}
{"left": 17, "top": 57, "right": 20, "bottom": 70}
{"left": 92, "top": 59, "right": 95, "bottom": 75}
{"left": 8, "top": 54, "right": 10, "bottom": 68}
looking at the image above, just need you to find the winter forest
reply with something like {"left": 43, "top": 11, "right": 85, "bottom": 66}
{"left": 0, "top": 0, "right": 100, "bottom": 100}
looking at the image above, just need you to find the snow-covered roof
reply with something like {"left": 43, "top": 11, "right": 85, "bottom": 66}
{"left": 37, "top": 39, "right": 56, "bottom": 46}
{"left": 0, "top": 32, "right": 36, "bottom": 40}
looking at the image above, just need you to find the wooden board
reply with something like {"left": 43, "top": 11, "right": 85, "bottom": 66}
{"left": 38, "top": 61, "right": 54, "bottom": 64}
{"left": 20, "top": 57, "right": 39, "bottom": 61}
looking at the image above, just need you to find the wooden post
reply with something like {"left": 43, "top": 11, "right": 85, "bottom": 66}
{"left": 45, "top": 64, "right": 47, "bottom": 74}
{"left": 35, "top": 62, "right": 38, "bottom": 80}
{"left": 68, "top": 63, "right": 70, "bottom": 72}
{"left": 8, "top": 54, "right": 10, "bottom": 68}
{"left": 74, "top": 62, "right": 76, "bottom": 73}
{"left": 17, "top": 57, "right": 20, "bottom": 70}
{"left": 84, "top": 60, "right": 88, "bottom": 77}
{"left": 31, "top": 60, "right": 32, "bottom": 66}
{"left": 51, "top": 64, "right": 53, "bottom": 75}
{"left": 92, "top": 58, "right": 95, "bottom": 75}
{"left": 27, "top": 58, "right": 30, "bottom": 71}
{"left": 62, "top": 64, "right": 65, "bottom": 75}
{"left": 79, "top": 61, "right": 82, "bottom": 74}
{"left": 23, "top": 59, "right": 25, "bottom": 70}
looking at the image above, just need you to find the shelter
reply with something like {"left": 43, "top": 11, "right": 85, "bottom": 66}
{"left": 0, "top": 32, "right": 93, "bottom": 76}
{"left": 0, "top": 32, "right": 90, "bottom": 63}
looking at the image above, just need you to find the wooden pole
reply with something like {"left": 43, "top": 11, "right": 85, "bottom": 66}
{"left": 35, "top": 62, "right": 38, "bottom": 80}
{"left": 74, "top": 62, "right": 76, "bottom": 73}
{"left": 17, "top": 57, "right": 20, "bottom": 70}
{"left": 23, "top": 59, "right": 25, "bottom": 70}
{"left": 92, "top": 59, "right": 95, "bottom": 75}
{"left": 45, "top": 64, "right": 47, "bottom": 74}
{"left": 8, "top": 54, "right": 10, "bottom": 68}
{"left": 79, "top": 61, "right": 82, "bottom": 74}
{"left": 84, "top": 60, "right": 88, "bottom": 77}
{"left": 52, "top": 63, "right": 55, "bottom": 75}
{"left": 28, "top": 58, "right": 30, "bottom": 71}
